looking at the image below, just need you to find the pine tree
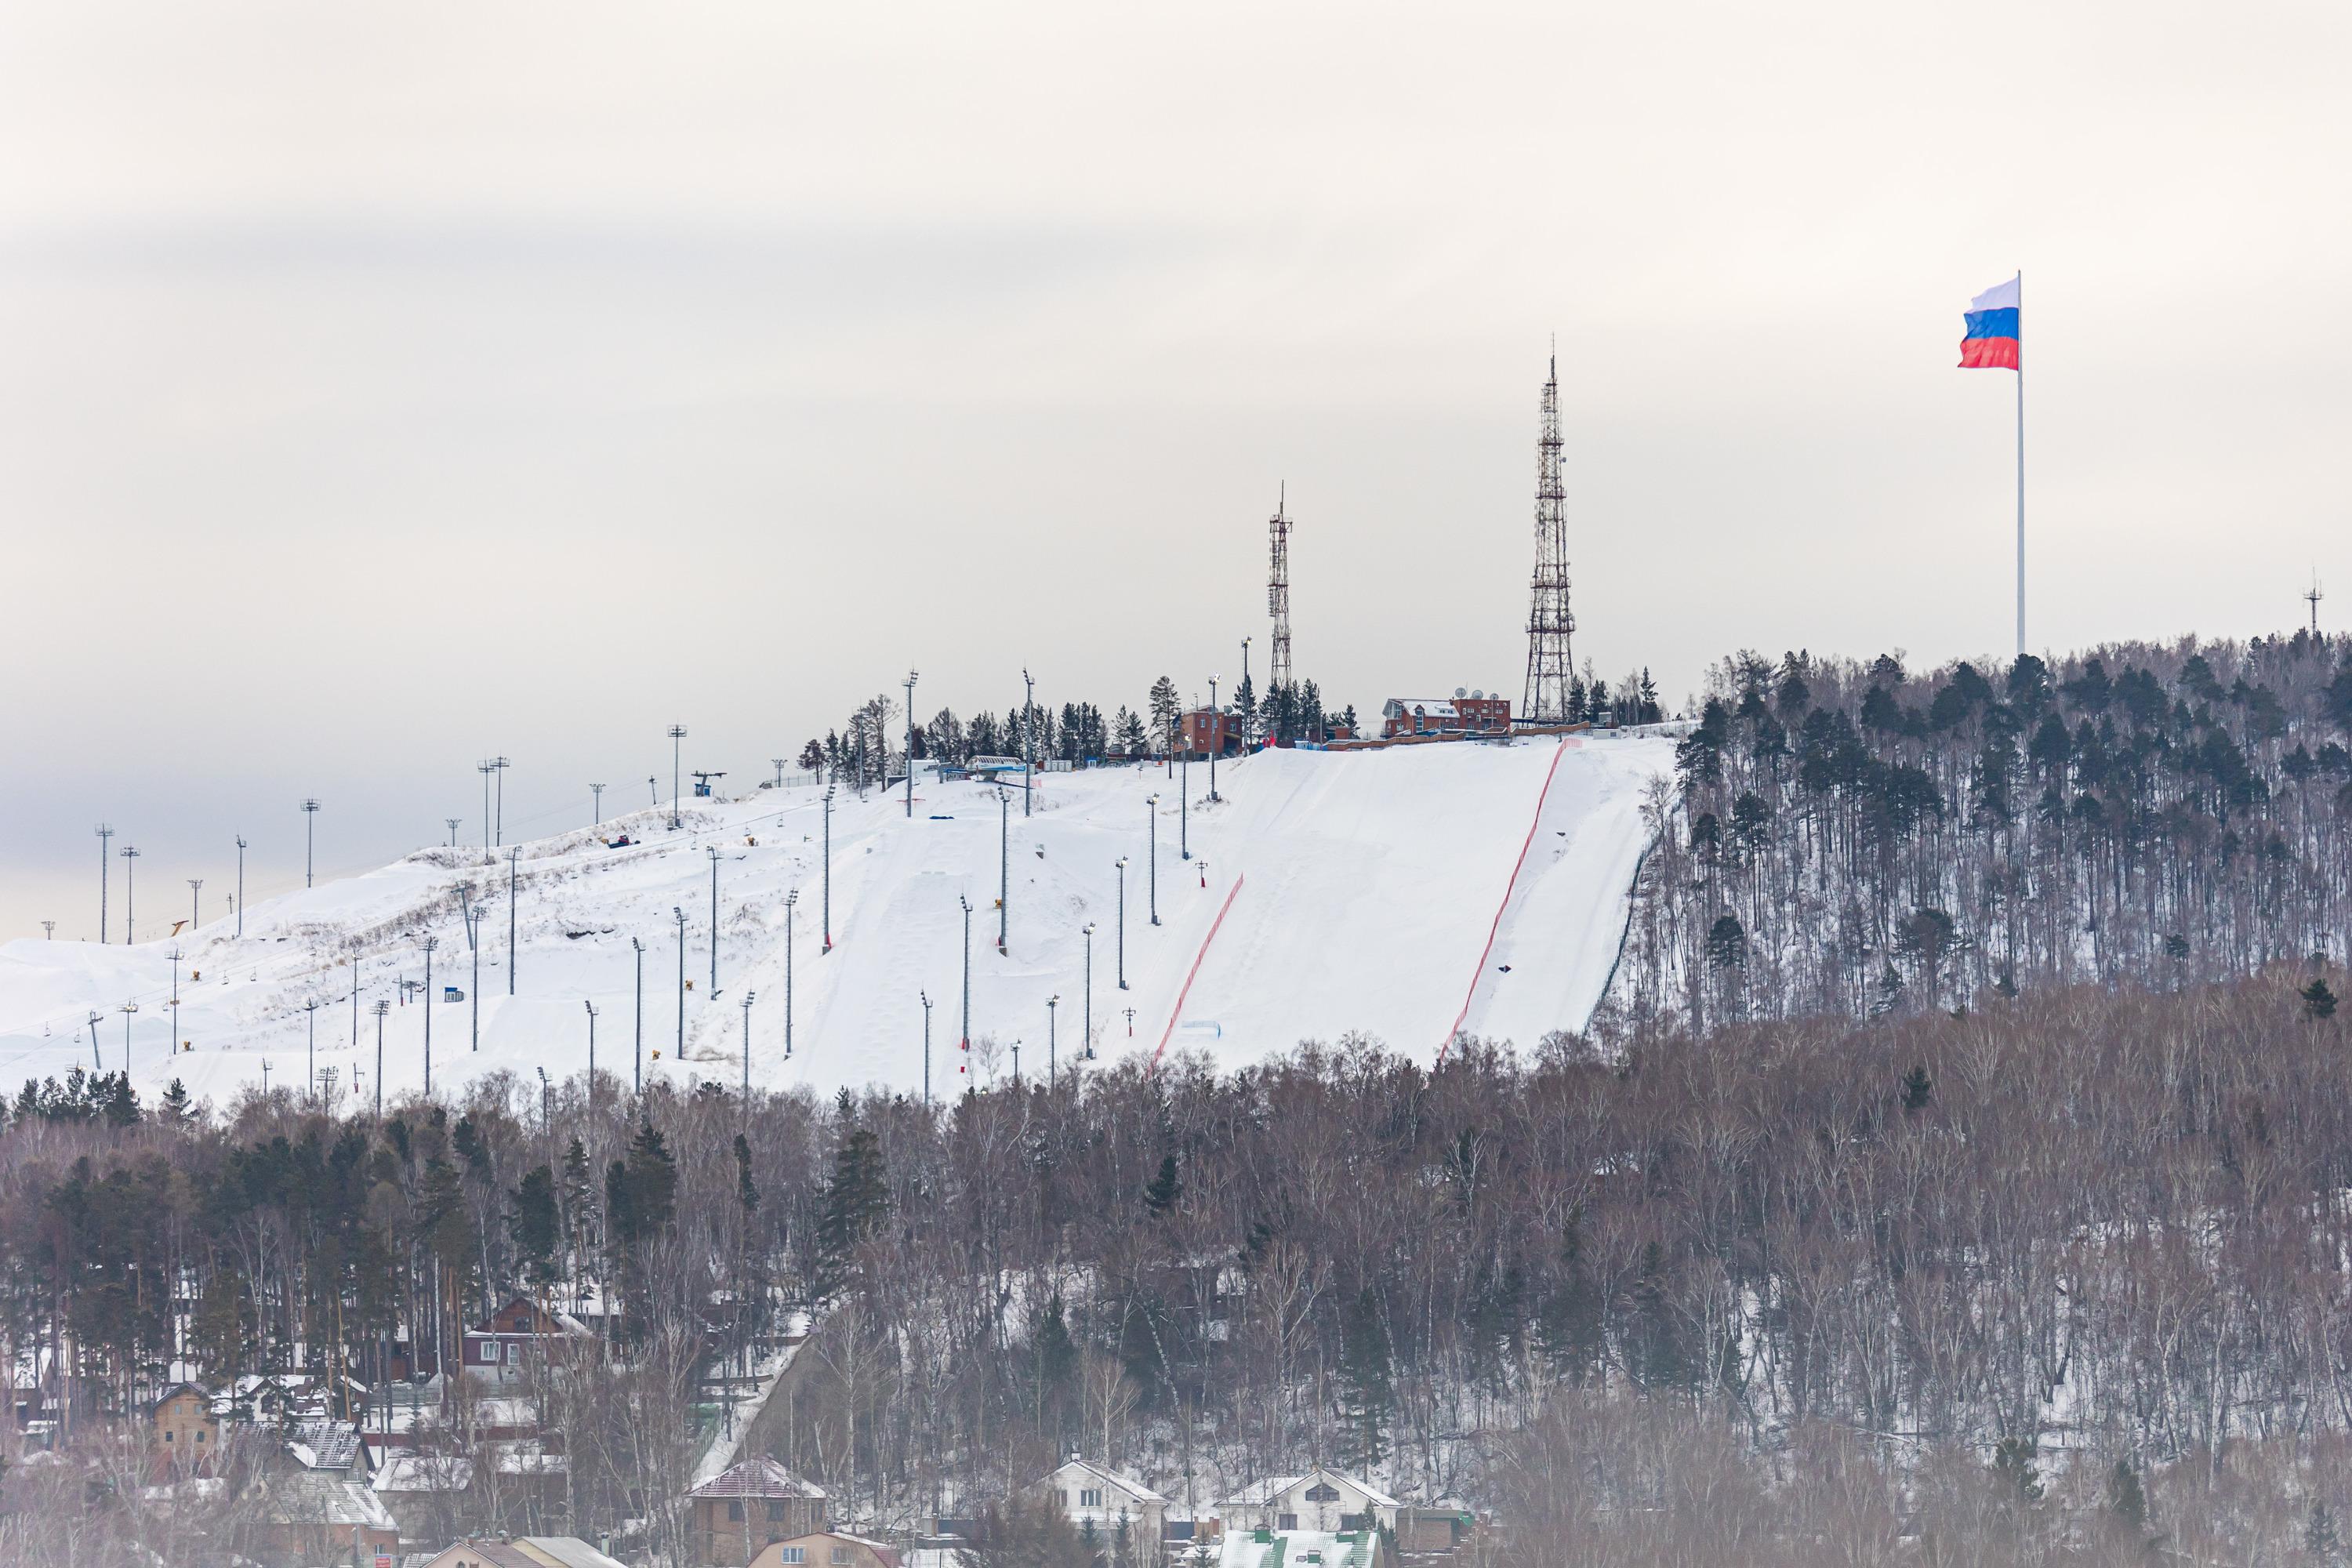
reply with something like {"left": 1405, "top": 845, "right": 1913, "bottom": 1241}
{"left": 510, "top": 1164, "right": 560, "bottom": 1288}
{"left": 1992, "top": 1438, "right": 2042, "bottom": 1504}
{"left": 2304, "top": 978, "right": 2338, "bottom": 1019}
{"left": 1149, "top": 677, "right": 1181, "bottom": 757}
{"left": 1900, "top": 1065, "right": 1933, "bottom": 1113}
{"left": 2309, "top": 1501, "right": 2343, "bottom": 1563}
{"left": 2106, "top": 1459, "right": 2148, "bottom": 1534}
{"left": 1335, "top": 1287, "right": 1392, "bottom": 1469}
{"left": 735, "top": 1132, "right": 759, "bottom": 1216}
{"left": 816, "top": 1125, "right": 891, "bottom": 1295}
{"left": 1143, "top": 1154, "right": 1181, "bottom": 1218}
{"left": 158, "top": 1078, "right": 193, "bottom": 1126}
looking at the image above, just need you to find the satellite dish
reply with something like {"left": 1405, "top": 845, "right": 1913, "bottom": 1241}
{"left": 1472, "top": 689, "right": 1484, "bottom": 699}
{"left": 1454, "top": 686, "right": 1468, "bottom": 699}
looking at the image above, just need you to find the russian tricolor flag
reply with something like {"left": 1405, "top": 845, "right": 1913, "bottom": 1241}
{"left": 1959, "top": 275, "right": 2020, "bottom": 370}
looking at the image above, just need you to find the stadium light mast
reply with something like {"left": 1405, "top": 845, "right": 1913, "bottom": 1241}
{"left": 95, "top": 824, "right": 114, "bottom": 943}
{"left": 301, "top": 799, "right": 321, "bottom": 886}
{"left": 739, "top": 990, "right": 756, "bottom": 1101}
{"left": 478, "top": 761, "right": 497, "bottom": 848}
{"left": 187, "top": 879, "right": 203, "bottom": 931}
{"left": 303, "top": 996, "right": 320, "bottom": 1105}
{"left": 445, "top": 818, "right": 461, "bottom": 848}
{"left": 1207, "top": 675, "right": 1221, "bottom": 802}
{"left": 506, "top": 848, "right": 518, "bottom": 995}
{"left": 958, "top": 895, "right": 972, "bottom": 1062}
{"left": 1081, "top": 923, "right": 1095, "bottom": 1059}
{"left": 708, "top": 846, "right": 722, "bottom": 995}
{"left": 904, "top": 670, "right": 920, "bottom": 818}
{"left": 119, "top": 1000, "right": 138, "bottom": 1074}
{"left": 1047, "top": 994, "right": 1058, "bottom": 1090}
{"left": 1115, "top": 858, "right": 1129, "bottom": 989}
{"left": 169, "top": 946, "right": 185, "bottom": 1059}
{"left": 590, "top": 783, "right": 604, "bottom": 828}
{"left": 996, "top": 788, "right": 1010, "bottom": 953}
{"left": 119, "top": 845, "right": 140, "bottom": 943}
{"left": 489, "top": 757, "right": 510, "bottom": 846}
{"left": 667, "top": 725, "right": 688, "bottom": 829}
{"left": 584, "top": 999, "right": 600, "bottom": 1094}
{"left": 234, "top": 835, "right": 247, "bottom": 936}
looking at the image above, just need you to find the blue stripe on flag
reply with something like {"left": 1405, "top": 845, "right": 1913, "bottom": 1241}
{"left": 1964, "top": 307, "right": 2020, "bottom": 340}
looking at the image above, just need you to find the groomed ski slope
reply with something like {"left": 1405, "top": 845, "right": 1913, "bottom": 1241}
{"left": 0, "top": 737, "right": 1670, "bottom": 1109}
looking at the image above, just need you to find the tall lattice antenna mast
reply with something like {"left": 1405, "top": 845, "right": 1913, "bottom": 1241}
{"left": 1523, "top": 349, "right": 1576, "bottom": 722}
{"left": 1268, "top": 485, "right": 1294, "bottom": 693}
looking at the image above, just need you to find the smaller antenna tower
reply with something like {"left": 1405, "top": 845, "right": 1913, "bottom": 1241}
{"left": 2307, "top": 570, "right": 2325, "bottom": 637}
{"left": 1268, "top": 486, "right": 1294, "bottom": 692}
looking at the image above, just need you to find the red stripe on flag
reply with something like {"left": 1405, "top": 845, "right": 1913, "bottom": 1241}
{"left": 1958, "top": 337, "right": 2019, "bottom": 369}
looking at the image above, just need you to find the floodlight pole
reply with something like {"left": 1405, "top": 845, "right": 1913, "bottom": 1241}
{"left": 997, "top": 789, "right": 1009, "bottom": 954}
{"left": 673, "top": 906, "right": 688, "bottom": 1062}
{"left": 822, "top": 786, "right": 835, "bottom": 952}
{"left": 1208, "top": 675, "right": 1221, "bottom": 802}
{"left": 188, "top": 879, "right": 203, "bottom": 931}
{"left": 1047, "top": 995, "right": 1058, "bottom": 1090}
{"left": 169, "top": 947, "right": 184, "bottom": 1060}
{"left": 668, "top": 725, "right": 688, "bottom": 830}
{"left": 1116, "top": 858, "right": 1129, "bottom": 989}
{"left": 507, "top": 848, "right": 518, "bottom": 995}
{"left": 491, "top": 757, "right": 510, "bottom": 846}
{"left": 478, "top": 761, "right": 496, "bottom": 849}
{"left": 235, "top": 835, "right": 247, "bottom": 936}
{"left": 445, "top": 818, "right": 460, "bottom": 848}
{"left": 96, "top": 825, "right": 114, "bottom": 944}
{"left": 1022, "top": 668, "right": 1036, "bottom": 818}
{"left": 919, "top": 989, "right": 932, "bottom": 1106}
{"left": 304, "top": 996, "right": 320, "bottom": 1106}
{"left": 372, "top": 1000, "right": 389, "bottom": 1117}
{"left": 631, "top": 937, "right": 645, "bottom": 1091}
{"left": 301, "top": 799, "right": 321, "bottom": 886}
{"left": 739, "top": 991, "right": 756, "bottom": 1100}
{"left": 421, "top": 935, "right": 438, "bottom": 1097}
{"left": 905, "top": 670, "right": 920, "bottom": 818}
{"left": 120, "top": 846, "right": 140, "bottom": 943}
{"left": 1082, "top": 924, "right": 1095, "bottom": 1058}
{"left": 590, "top": 783, "right": 604, "bottom": 828}
{"left": 120, "top": 1001, "right": 137, "bottom": 1075}
{"left": 708, "top": 846, "right": 721, "bottom": 994}
{"left": 459, "top": 891, "right": 483, "bottom": 1053}
{"left": 958, "top": 895, "right": 972, "bottom": 1054}
{"left": 784, "top": 890, "right": 798, "bottom": 1058}
{"left": 1147, "top": 796, "right": 1160, "bottom": 924}
{"left": 1180, "top": 750, "right": 1189, "bottom": 860}
{"left": 585, "top": 1000, "right": 599, "bottom": 1091}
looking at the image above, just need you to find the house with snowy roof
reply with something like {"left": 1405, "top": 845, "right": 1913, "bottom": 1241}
{"left": 1217, "top": 1526, "right": 1387, "bottom": 1568}
{"left": 1022, "top": 1456, "right": 1170, "bottom": 1543}
{"left": 463, "top": 1293, "right": 598, "bottom": 1381}
{"left": 415, "top": 1537, "right": 630, "bottom": 1568}
{"left": 1216, "top": 1468, "right": 1398, "bottom": 1536}
{"left": 684, "top": 1456, "right": 831, "bottom": 1565}
{"left": 750, "top": 1530, "right": 902, "bottom": 1568}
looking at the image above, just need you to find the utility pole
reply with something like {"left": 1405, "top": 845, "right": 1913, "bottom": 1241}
{"left": 668, "top": 725, "right": 688, "bottom": 829}
{"left": 421, "top": 935, "right": 437, "bottom": 1096}
{"left": 188, "top": 879, "right": 203, "bottom": 931}
{"left": 372, "top": 1000, "right": 389, "bottom": 1117}
{"left": 904, "top": 670, "right": 920, "bottom": 818}
{"left": 119, "top": 845, "right": 140, "bottom": 943}
{"left": 919, "top": 989, "right": 932, "bottom": 1106}
{"left": 302, "top": 799, "right": 321, "bottom": 886}
{"left": 996, "top": 788, "right": 1010, "bottom": 953}
{"left": 673, "top": 906, "right": 688, "bottom": 1063}
{"left": 445, "top": 818, "right": 460, "bottom": 848}
{"left": 96, "top": 824, "right": 114, "bottom": 943}
{"left": 1146, "top": 795, "right": 1160, "bottom": 924}
{"left": 1082, "top": 923, "right": 1094, "bottom": 1059}
{"left": 41, "top": 921, "right": 53, "bottom": 941}
{"left": 478, "top": 760, "right": 497, "bottom": 849}
{"left": 235, "top": 835, "right": 246, "bottom": 937}
{"left": 1116, "top": 858, "right": 1129, "bottom": 989}
{"left": 822, "top": 786, "right": 836, "bottom": 952}
{"left": 708, "top": 846, "right": 721, "bottom": 995}
{"left": 590, "top": 784, "right": 604, "bottom": 828}
{"left": 1022, "top": 668, "right": 1036, "bottom": 817}
{"left": 739, "top": 991, "right": 756, "bottom": 1100}
{"left": 783, "top": 890, "right": 798, "bottom": 1058}
{"left": 506, "top": 848, "right": 518, "bottom": 995}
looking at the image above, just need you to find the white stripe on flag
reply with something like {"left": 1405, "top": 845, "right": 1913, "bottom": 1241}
{"left": 1971, "top": 275, "right": 2020, "bottom": 312}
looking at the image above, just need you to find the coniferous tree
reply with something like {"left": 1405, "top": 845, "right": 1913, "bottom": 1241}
{"left": 1335, "top": 1287, "right": 1392, "bottom": 1469}
{"left": 158, "top": 1078, "right": 193, "bottom": 1126}
{"left": 815, "top": 1123, "right": 890, "bottom": 1296}
{"left": 510, "top": 1164, "right": 560, "bottom": 1289}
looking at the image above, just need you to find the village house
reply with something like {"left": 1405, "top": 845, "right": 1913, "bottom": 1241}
{"left": 1216, "top": 1527, "right": 1386, "bottom": 1568}
{"left": 1378, "top": 692, "right": 1511, "bottom": 740}
{"left": 370, "top": 1451, "right": 476, "bottom": 1547}
{"left": 415, "top": 1536, "right": 630, "bottom": 1568}
{"left": 463, "top": 1294, "right": 598, "bottom": 1382}
{"left": 749, "top": 1530, "right": 902, "bottom": 1568}
{"left": 1022, "top": 1457, "right": 1170, "bottom": 1544}
{"left": 151, "top": 1381, "right": 221, "bottom": 1473}
{"left": 1216, "top": 1468, "right": 1399, "bottom": 1536}
{"left": 684, "top": 1456, "right": 830, "bottom": 1566}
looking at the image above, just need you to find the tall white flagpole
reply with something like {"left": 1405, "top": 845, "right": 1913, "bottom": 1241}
{"left": 2015, "top": 270, "right": 2025, "bottom": 659}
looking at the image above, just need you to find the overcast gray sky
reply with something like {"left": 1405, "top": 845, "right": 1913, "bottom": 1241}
{"left": 3, "top": 0, "right": 2347, "bottom": 939}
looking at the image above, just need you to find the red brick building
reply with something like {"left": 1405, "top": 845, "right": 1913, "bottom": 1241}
{"left": 1180, "top": 708, "right": 1240, "bottom": 757}
{"left": 1380, "top": 691, "right": 1511, "bottom": 739}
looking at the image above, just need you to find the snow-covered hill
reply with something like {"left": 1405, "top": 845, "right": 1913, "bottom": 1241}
{"left": 0, "top": 737, "right": 1670, "bottom": 1109}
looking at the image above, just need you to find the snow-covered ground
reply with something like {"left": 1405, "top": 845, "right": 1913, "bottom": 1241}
{"left": 0, "top": 737, "right": 1670, "bottom": 1109}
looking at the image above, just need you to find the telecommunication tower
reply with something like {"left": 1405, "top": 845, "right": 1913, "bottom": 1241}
{"left": 1522, "top": 351, "right": 1576, "bottom": 723}
{"left": 1267, "top": 488, "right": 1294, "bottom": 693}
